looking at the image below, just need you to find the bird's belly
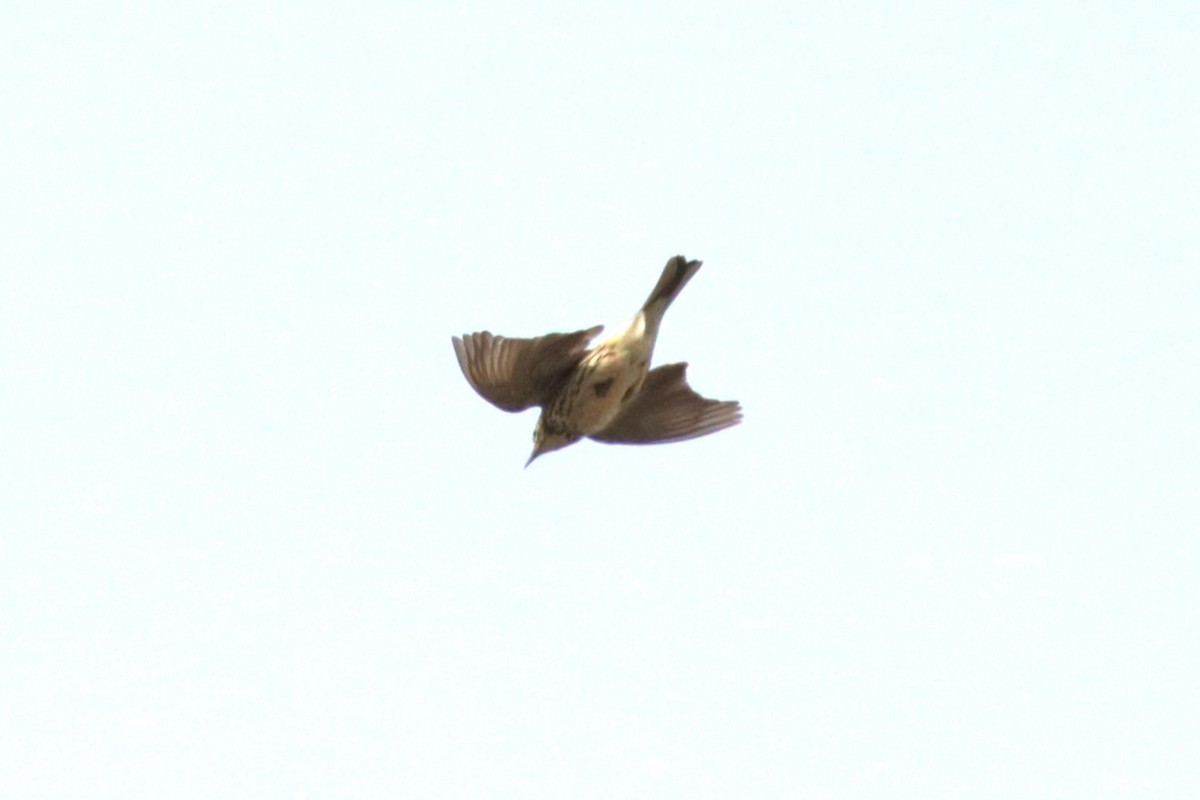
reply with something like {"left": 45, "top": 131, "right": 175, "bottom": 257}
{"left": 573, "top": 353, "right": 648, "bottom": 435}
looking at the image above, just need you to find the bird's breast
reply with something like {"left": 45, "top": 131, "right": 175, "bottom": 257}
{"left": 571, "top": 347, "right": 650, "bottom": 435}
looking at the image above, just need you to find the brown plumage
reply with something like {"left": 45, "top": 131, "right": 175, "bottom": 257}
{"left": 452, "top": 255, "right": 742, "bottom": 465}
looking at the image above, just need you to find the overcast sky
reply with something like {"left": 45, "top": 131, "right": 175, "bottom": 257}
{"left": 3, "top": 2, "right": 1198, "bottom": 797}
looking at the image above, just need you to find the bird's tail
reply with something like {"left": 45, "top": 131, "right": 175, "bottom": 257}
{"left": 641, "top": 255, "right": 702, "bottom": 316}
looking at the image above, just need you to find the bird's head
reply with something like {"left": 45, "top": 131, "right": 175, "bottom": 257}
{"left": 527, "top": 417, "right": 580, "bottom": 467}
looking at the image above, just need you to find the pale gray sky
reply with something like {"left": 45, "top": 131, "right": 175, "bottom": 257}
{"left": 3, "top": 2, "right": 1198, "bottom": 797}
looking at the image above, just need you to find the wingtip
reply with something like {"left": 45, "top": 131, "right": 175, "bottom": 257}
{"left": 451, "top": 335, "right": 468, "bottom": 371}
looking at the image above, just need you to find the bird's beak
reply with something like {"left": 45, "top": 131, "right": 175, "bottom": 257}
{"left": 524, "top": 448, "right": 541, "bottom": 469}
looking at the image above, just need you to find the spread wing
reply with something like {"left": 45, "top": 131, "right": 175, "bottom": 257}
{"left": 591, "top": 363, "right": 742, "bottom": 444}
{"left": 452, "top": 326, "right": 603, "bottom": 412}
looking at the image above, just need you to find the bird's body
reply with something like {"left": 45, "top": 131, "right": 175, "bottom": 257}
{"left": 541, "top": 329, "right": 649, "bottom": 436}
{"left": 452, "top": 256, "right": 741, "bottom": 465}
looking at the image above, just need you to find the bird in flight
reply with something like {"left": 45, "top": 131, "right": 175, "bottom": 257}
{"left": 452, "top": 255, "right": 742, "bottom": 466}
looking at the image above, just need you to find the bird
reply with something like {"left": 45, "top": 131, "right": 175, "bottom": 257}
{"left": 452, "top": 255, "right": 742, "bottom": 466}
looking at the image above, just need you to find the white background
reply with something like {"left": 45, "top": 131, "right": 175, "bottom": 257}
{"left": 3, "top": 2, "right": 1198, "bottom": 797}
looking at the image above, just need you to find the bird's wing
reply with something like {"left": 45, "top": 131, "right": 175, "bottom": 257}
{"left": 591, "top": 363, "right": 742, "bottom": 444}
{"left": 452, "top": 326, "right": 603, "bottom": 412}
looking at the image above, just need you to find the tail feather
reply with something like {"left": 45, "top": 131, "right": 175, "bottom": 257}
{"left": 642, "top": 255, "right": 702, "bottom": 313}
